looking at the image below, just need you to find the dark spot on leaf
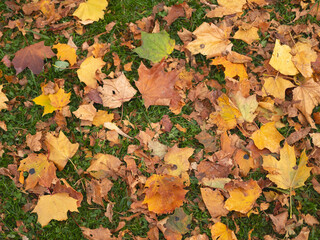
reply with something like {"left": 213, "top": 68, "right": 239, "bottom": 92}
{"left": 200, "top": 44, "right": 205, "bottom": 49}
{"left": 29, "top": 168, "right": 35, "bottom": 174}
{"left": 243, "top": 154, "right": 249, "bottom": 160}
{"left": 187, "top": 224, "right": 191, "bottom": 229}
{"left": 175, "top": 216, "right": 179, "bottom": 221}
{"left": 293, "top": 165, "right": 298, "bottom": 170}
{"left": 172, "top": 164, "right": 178, "bottom": 170}
{"left": 112, "top": 90, "right": 116, "bottom": 95}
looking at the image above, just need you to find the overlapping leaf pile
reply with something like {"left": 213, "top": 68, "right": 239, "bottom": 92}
{"left": 0, "top": 0, "right": 320, "bottom": 239}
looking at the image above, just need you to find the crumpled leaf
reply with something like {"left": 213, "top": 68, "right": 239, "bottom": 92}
{"left": 133, "top": 31, "right": 175, "bottom": 63}
{"left": 143, "top": 174, "right": 188, "bottom": 214}
{"left": 251, "top": 122, "right": 284, "bottom": 153}
{"left": 211, "top": 222, "right": 237, "bottom": 240}
{"left": 81, "top": 226, "right": 115, "bottom": 240}
{"left": 224, "top": 179, "right": 261, "bottom": 214}
{"left": 262, "top": 142, "right": 312, "bottom": 189}
{"left": 45, "top": 131, "right": 79, "bottom": 171}
{"left": 12, "top": 41, "right": 55, "bottom": 74}
{"left": 18, "top": 153, "right": 56, "bottom": 190}
{"left": 87, "top": 153, "right": 122, "bottom": 179}
{"left": 73, "top": 103, "right": 97, "bottom": 121}
{"left": 73, "top": 0, "right": 108, "bottom": 22}
{"left": 186, "top": 22, "right": 232, "bottom": 58}
{"left": 135, "top": 61, "right": 181, "bottom": 109}
{"left": 77, "top": 56, "right": 106, "bottom": 89}
{"left": 233, "top": 26, "right": 259, "bottom": 45}
{"left": 211, "top": 56, "right": 248, "bottom": 81}
{"left": 98, "top": 73, "right": 137, "bottom": 108}
{"left": 293, "top": 79, "right": 320, "bottom": 128}
{"left": 291, "top": 40, "right": 317, "bottom": 78}
{"left": 262, "top": 76, "right": 295, "bottom": 100}
{"left": 0, "top": 85, "right": 8, "bottom": 111}
{"left": 32, "top": 193, "right": 78, "bottom": 227}
{"left": 269, "top": 39, "right": 299, "bottom": 76}
{"left": 104, "top": 122, "right": 132, "bottom": 139}
{"left": 53, "top": 43, "right": 77, "bottom": 66}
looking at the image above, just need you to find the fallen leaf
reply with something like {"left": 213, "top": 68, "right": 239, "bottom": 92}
{"left": 32, "top": 193, "right": 78, "bottom": 227}
{"left": 98, "top": 73, "right": 137, "bottom": 108}
{"left": 73, "top": 0, "right": 108, "bottom": 22}
{"left": 45, "top": 131, "right": 79, "bottom": 171}
{"left": 163, "top": 4, "right": 185, "bottom": 26}
{"left": 12, "top": 41, "right": 55, "bottom": 74}
{"left": 0, "top": 85, "right": 8, "bottom": 111}
{"left": 133, "top": 31, "right": 175, "bottom": 63}
{"left": 211, "top": 56, "right": 248, "bottom": 81}
{"left": 53, "top": 43, "right": 77, "bottom": 66}
{"left": 224, "top": 179, "right": 261, "bottom": 214}
{"left": 233, "top": 26, "right": 259, "bottom": 45}
{"left": 262, "top": 142, "right": 312, "bottom": 189}
{"left": 293, "top": 79, "right": 320, "bottom": 128}
{"left": 26, "top": 132, "right": 42, "bottom": 152}
{"left": 234, "top": 149, "right": 255, "bottom": 176}
{"left": 77, "top": 56, "right": 106, "bottom": 89}
{"left": 86, "top": 178, "right": 113, "bottom": 206}
{"left": 92, "top": 110, "right": 114, "bottom": 126}
{"left": 251, "top": 122, "right": 284, "bottom": 153}
{"left": 143, "top": 174, "right": 188, "bottom": 214}
{"left": 104, "top": 122, "right": 132, "bottom": 139}
{"left": 87, "top": 153, "right": 122, "bottom": 179}
{"left": 186, "top": 22, "right": 232, "bottom": 58}
{"left": 201, "top": 188, "right": 228, "bottom": 218}
{"left": 18, "top": 153, "right": 56, "bottom": 190}
{"left": 232, "top": 92, "right": 258, "bottom": 122}
{"left": 211, "top": 222, "right": 237, "bottom": 240}
{"left": 262, "top": 76, "right": 295, "bottom": 100}
{"left": 269, "top": 211, "right": 288, "bottom": 234}
{"left": 73, "top": 103, "right": 97, "bottom": 121}
{"left": 164, "top": 144, "right": 194, "bottom": 176}
{"left": 294, "top": 227, "right": 310, "bottom": 240}
{"left": 269, "top": 39, "right": 299, "bottom": 76}
{"left": 135, "top": 61, "right": 180, "bottom": 108}
{"left": 291, "top": 40, "right": 317, "bottom": 78}
{"left": 81, "top": 226, "right": 115, "bottom": 240}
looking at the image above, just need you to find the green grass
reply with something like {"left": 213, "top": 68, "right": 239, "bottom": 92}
{"left": 1, "top": 0, "right": 320, "bottom": 239}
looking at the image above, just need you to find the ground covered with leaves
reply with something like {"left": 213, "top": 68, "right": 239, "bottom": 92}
{"left": 1, "top": 0, "right": 320, "bottom": 239}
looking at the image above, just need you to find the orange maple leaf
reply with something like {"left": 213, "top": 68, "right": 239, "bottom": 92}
{"left": 143, "top": 174, "right": 188, "bottom": 214}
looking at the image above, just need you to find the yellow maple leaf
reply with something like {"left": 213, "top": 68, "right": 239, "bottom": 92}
{"left": 209, "top": 94, "right": 242, "bottom": 130}
{"left": 77, "top": 56, "right": 105, "bottom": 89}
{"left": 291, "top": 40, "right": 317, "bottom": 78}
{"left": 53, "top": 43, "right": 77, "bottom": 66}
{"left": 32, "top": 193, "right": 78, "bottom": 227}
{"left": 0, "top": 85, "right": 8, "bottom": 111}
{"left": 73, "top": 0, "right": 108, "bottom": 22}
{"left": 224, "top": 179, "right": 261, "bottom": 214}
{"left": 33, "top": 93, "right": 57, "bottom": 116}
{"left": 262, "top": 76, "right": 295, "bottom": 100}
{"left": 49, "top": 88, "right": 71, "bottom": 110}
{"left": 45, "top": 131, "right": 79, "bottom": 171}
{"left": 18, "top": 153, "right": 56, "bottom": 190}
{"left": 269, "top": 39, "right": 299, "bottom": 76}
{"left": 233, "top": 26, "right": 260, "bottom": 45}
{"left": 92, "top": 110, "right": 114, "bottom": 126}
{"left": 207, "top": 0, "right": 246, "bottom": 18}
{"left": 262, "top": 142, "right": 312, "bottom": 190}
{"left": 211, "top": 222, "right": 237, "bottom": 240}
{"left": 293, "top": 79, "right": 320, "bottom": 128}
{"left": 186, "top": 22, "right": 232, "bottom": 58}
{"left": 251, "top": 122, "right": 284, "bottom": 153}
{"left": 211, "top": 56, "right": 248, "bottom": 81}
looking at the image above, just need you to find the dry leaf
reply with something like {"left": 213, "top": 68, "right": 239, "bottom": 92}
{"left": 262, "top": 76, "right": 295, "bottom": 100}
{"left": 53, "top": 43, "right": 77, "bottom": 66}
{"left": 211, "top": 222, "right": 237, "bottom": 240}
{"left": 200, "top": 188, "right": 228, "bottom": 218}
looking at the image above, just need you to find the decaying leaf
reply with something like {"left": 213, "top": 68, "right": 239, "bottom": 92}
{"left": 133, "top": 31, "right": 175, "bottom": 63}
{"left": 201, "top": 188, "right": 228, "bottom": 218}
{"left": 12, "top": 41, "right": 55, "bottom": 74}
{"left": 98, "top": 73, "right": 137, "bottom": 108}
{"left": 0, "top": 85, "right": 8, "bottom": 111}
{"left": 87, "top": 153, "right": 122, "bottom": 179}
{"left": 262, "top": 142, "right": 312, "bottom": 190}
{"left": 81, "top": 226, "right": 115, "bottom": 240}
{"left": 143, "top": 174, "right": 188, "bottom": 214}
{"left": 32, "top": 193, "right": 78, "bottom": 227}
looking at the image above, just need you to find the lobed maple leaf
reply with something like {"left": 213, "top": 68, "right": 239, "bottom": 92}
{"left": 12, "top": 41, "right": 55, "bottom": 74}
{"left": 32, "top": 193, "right": 79, "bottom": 227}
{"left": 263, "top": 142, "right": 312, "bottom": 190}
{"left": 135, "top": 61, "right": 181, "bottom": 109}
{"left": 211, "top": 56, "right": 248, "bottom": 81}
{"left": 262, "top": 76, "right": 295, "bottom": 100}
{"left": 73, "top": 0, "right": 108, "bottom": 22}
{"left": 133, "top": 31, "right": 175, "bottom": 63}
{"left": 143, "top": 174, "right": 188, "bottom": 214}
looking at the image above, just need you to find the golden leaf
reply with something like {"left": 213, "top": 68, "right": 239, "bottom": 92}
{"left": 251, "top": 122, "right": 284, "bottom": 153}
{"left": 211, "top": 222, "right": 237, "bottom": 240}
{"left": 73, "top": 0, "right": 108, "bottom": 22}
{"left": 262, "top": 76, "right": 295, "bottom": 100}
{"left": 45, "top": 131, "right": 79, "bottom": 171}
{"left": 211, "top": 56, "right": 248, "bottom": 81}
{"left": 92, "top": 110, "right": 114, "bottom": 126}
{"left": 53, "top": 43, "right": 77, "bottom": 66}
{"left": 233, "top": 26, "right": 259, "bottom": 45}
{"left": 262, "top": 142, "right": 312, "bottom": 189}
{"left": 32, "top": 193, "right": 78, "bottom": 227}
{"left": 0, "top": 85, "right": 8, "bottom": 111}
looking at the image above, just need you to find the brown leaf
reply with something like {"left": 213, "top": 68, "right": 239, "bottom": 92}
{"left": 286, "top": 127, "right": 310, "bottom": 145}
{"left": 81, "top": 226, "right": 115, "bottom": 240}
{"left": 26, "top": 132, "right": 42, "bottom": 152}
{"left": 163, "top": 4, "right": 185, "bottom": 26}
{"left": 200, "top": 188, "right": 228, "bottom": 218}
{"left": 12, "top": 41, "right": 55, "bottom": 74}
{"left": 269, "top": 211, "right": 288, "bottom": 234}
{"left": 136, "top": 61, "right": 181, "bottom": 109}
